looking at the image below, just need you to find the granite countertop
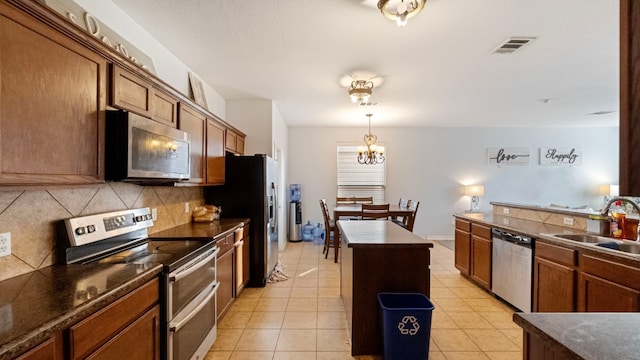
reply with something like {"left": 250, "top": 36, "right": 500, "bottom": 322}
{"left": 150, "top": 218, "right": 249, "bottom": 239}
{"left": 337, "top": 220, "right": 433, "bottom": 247}
{"left": 0, "top": 262, "right": 163, "bottom": 360}
{"left": 514, "top": 312, "right": 640, "bottom": 360}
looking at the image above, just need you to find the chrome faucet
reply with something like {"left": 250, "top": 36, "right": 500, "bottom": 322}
{"left": 600, "top": 197, "right": 640, "bottom": 241}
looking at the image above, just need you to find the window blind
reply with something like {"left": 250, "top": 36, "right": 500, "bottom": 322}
{"left": 336, "top": 145, "right": 386, "bottom": 203}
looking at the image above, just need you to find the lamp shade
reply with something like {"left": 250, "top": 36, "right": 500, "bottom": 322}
{"left": 464, "top": 185, "right": 485, "bottom": 197}
{"left": 599, "top": 184, "right": 619, "bottom": 196}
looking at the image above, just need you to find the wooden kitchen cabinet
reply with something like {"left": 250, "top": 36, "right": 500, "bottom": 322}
{"left": 151, "top": 87, "right": 179, "bottom": 127}
{"left": 0, "top": 2, "right": 106, "bottom": 185}
{"left": 178, "top": 103, "right": 206, "bottom": 184}
{"left": 216, "top": 233, "right": 235, "bottom": 320}
{"left": 470, "top": 223, "right": 492, "bottom": 290}
{"left": 206, "top": 119, "right": 226, "bottom": 185}
{"left": 225, "top": 129, "right": 245, "bottom": 155}
{"left": 235, "top": 224, "right": 251, "bottom": 295}
{"left": 533, "top": 241, "right": 577, "bottom": 312}
{"left": 578, "top": 254, "right": 640, "bottom": 312}
{"left": 454, "top": 219, "right": 471, "bottom": 275}
{"left": 68, "top": 278, "right": 159, "bottom": 360}
{"left": 15, "top": 336, "right": 61, "bottom": 360}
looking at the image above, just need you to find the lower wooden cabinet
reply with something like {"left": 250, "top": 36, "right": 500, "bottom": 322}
{"left": 15, "top": 336, "right": 60, "bottom": 360}
{"left": 217, "top": 233, "right": 235, "bottom": 320}
{"left": 578, "top": 254, "right": 640, "bottom": 312}
{"left": 454, "top": 219, "right": 471, "bottom": 275}
{"left": 533, "top": 241, "right": 577, "bottom": 312}
{"left": 470, "top": 223, "right": 492, "bottom": 290}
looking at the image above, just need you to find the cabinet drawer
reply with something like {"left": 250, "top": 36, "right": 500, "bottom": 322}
{"left": 69, "top": 278, "right": 159, "bottom": 360}
{"left": 16, "top": 337, "right": 56, "bottom": 360}
{"left": 471, "top": 223, "right": 491, "bottom": 239}
{"left": 217, "top": 233, "right": 235, "bottom": 255}
{"left": 455, "top": 219, "right": 470, "bottom": 232}
{"left": 536, "top": 241, "right": 577, "bottom": 267}
{"left": 581, "top": 254, "right": 640, "bottom": 290}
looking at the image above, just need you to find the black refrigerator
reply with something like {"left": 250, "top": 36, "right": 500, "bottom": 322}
{"left": 205, "top": 154, "right": 279, "bottom": 287}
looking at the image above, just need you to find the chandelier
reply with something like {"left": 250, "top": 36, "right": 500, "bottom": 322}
{"left": 357, "top": 114, "right": 385, "bottom": 165}
{"left": 377, "top": 0, "right": 426, "bottom": 27}
{"left": 348, "top": 80, "right": 374, "bottom": 103}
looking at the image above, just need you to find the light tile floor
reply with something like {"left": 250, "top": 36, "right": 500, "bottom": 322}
{"left": 206, "top": 240, "right": 523, "bottom": 360}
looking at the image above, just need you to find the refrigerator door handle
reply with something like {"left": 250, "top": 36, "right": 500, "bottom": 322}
{"left": 270, "top": 182, "right": 278, "bottom": 233}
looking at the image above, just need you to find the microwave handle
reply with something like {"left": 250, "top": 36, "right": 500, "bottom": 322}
{"left": 169, "top": 281, "right": 219, "bottom": 332}
{"left": 169, "top": 246, "right": 219, "bottom": 282}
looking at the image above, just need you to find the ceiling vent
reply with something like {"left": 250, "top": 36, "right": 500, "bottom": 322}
{"left": 359, "top": 101, "right": 379, "bottom": 107}
{"left": 491, "top": 37, "right": 536, "bottom": 54}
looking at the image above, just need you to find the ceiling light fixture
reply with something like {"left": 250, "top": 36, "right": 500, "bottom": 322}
{"left": 357, "top": 114, "right": 385, "bottom": 165}
{"left": 377, "top": 0, "right": 426, "bottom": 27}
{"left": 348, "top": 80, "right": 374, "bottom": 103}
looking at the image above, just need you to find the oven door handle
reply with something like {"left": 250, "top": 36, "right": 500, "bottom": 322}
{"left": 169, "top": 281, "right": 219, "bottom": 332}
{"left": 170, "top": 246, "right": 220, "bottom": 282}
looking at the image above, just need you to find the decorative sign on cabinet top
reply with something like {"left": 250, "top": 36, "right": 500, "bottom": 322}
{"left": 487, "top": 147, "right": 530, "bottom": 166}
{"left": 43, "top": 0, "right": 156, "bottom": 74}
{"left": 540, "top": 148, "right": 582, "bottom": 166}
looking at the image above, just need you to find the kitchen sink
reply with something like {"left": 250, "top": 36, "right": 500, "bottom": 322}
{"left": 550, "top": 233, "right": 612, "bottom": 243}
{"left": 596, "top": 241, "right": 640, "bottom": 254}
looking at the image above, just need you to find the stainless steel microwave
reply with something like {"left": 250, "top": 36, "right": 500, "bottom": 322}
{"left": 106, "top": 110, "right": 190, "bottom": 181}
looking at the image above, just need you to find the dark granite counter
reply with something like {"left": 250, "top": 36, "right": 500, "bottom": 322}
{"left": 338, "top": 220, "right": 433, "bottom": 247}
{"left": 0, "top": 262, "right": 162, "bottom": 360}
{"left": 150, "top": 218, "right": 249, "bottom": 239}
{"left": 514, "top": 312, "right": 640, "bottom": 360}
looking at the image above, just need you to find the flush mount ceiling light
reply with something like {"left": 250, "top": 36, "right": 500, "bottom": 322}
{"left": 377, "top": 0, "right": 426, "bottom": 27}
{"left": 348, "top": 80, "right": 374, "bottom": 103}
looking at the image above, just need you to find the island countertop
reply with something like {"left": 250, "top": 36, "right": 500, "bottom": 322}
{"left": 514, "top": 312, "right": 640, "bottom": 360}
{"left": 337, "top": 220, "right": 433, "bottom": 247}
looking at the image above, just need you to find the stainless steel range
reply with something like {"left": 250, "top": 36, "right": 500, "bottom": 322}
{"left": 64, "top": 208, "right": 219, "bottom": 360}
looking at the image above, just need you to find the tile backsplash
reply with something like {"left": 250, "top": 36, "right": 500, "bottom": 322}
{"left": 0, "top": 182, "right": 204, "bottom": 282}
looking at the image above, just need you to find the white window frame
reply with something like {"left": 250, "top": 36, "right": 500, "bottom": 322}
{"left": 336, "top": 144, "right": 386, "bottom": 203}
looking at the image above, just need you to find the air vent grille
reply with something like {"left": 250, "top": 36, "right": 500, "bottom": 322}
{"left": 359, "top": 101, "right": 379, "bottom": 107}
{"left": 491, "top": 37, "right": 536, "bottom": 54}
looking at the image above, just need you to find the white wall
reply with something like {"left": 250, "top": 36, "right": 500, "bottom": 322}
{"left": 227, "top": 100, "right": 273, "bottom": 156}
{"left": 74, "top": 0, "right": 226, "bottom": 119}
{"left": 289, "top": 126, "right": 619, "bottom": 240}
{"left": 272, "top": 104, "right": 289, "bottom": 250}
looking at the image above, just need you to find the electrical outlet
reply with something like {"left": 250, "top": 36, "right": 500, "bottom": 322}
{"left": 0, "top": 232, "right": 11, "bottom": 257}
{"left": 185, "top": 202, "right": 190, "bottom": 213}
{"left": 503, "top": 208, "right": 510, "bottom": 214}
{"left": 151, "top": 208, "right": 158, "bottom": 221}
{"left": 563, "top": 217, "right": 574, "bottom": 226}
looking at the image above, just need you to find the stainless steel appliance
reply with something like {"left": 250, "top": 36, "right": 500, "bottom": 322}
{"left": 105, "top": 110, "right": 191, "bottom": 181}
{"left": 205, "top": 154, "right": 279, "bottom": 287}
{"left": 64, "top": 208, "right": 219, "bottom": 360}
{"left": 491, "top": 228, "right": 533, "bottom": 312}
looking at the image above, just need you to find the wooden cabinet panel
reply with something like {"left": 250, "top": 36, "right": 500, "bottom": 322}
{"left": 15, "top": 337, "right": 57, "bottom": 360}
{"left": 151, "top": 88, "right": 178, "bottom": 128}
{"left": 454, "top": 228, "right": 471, "bottom": 275}
{"left": 236, "top": 135, "right": 245, "bottom": 155}
{"left": 206, "top": 119, "right": 226, "bottom": 185}
{"left": 0, "top": 5, "right": 106, "bottom": 185}
{"left": 216, "top": 234, "right": 235, "bottom": 319}
{"left": 86, "top": 305, "right": 160, "bottom": 360}
{"left": 579, "top": 272, "right": 640, "bottom": 312}
{"left": 69, "top": 279, "right": 159, "bottom": 360}
{"left": 178, "top": 104, "right": 206, "bottom": 184}
{"left": 535, "top": 241, "right": 576, "bottom": 267}
{"left": 111, "top": 64, "right": 152, "bottom": 117}
{"left": 470, "top": 234, "right": 491, "bottom": 289}
{"left": 225, "top": 129, "right": 237, "bottom": 152}
{"left": 533, "top": 257, "right": 576, "bottom": 312}
{"left": 242, "top": 224, "right": 250, "bottom": 291}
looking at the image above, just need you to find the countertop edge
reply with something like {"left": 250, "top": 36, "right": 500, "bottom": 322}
{"left": 512, "top": 313, "right": 584, "bottom": 360}
{"left": 0, "top": 264, "right": 163, "bottom": 360}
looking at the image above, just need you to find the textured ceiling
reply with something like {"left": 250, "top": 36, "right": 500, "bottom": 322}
{"left": 110, "top": 0, "right": 619, "bottom": 128}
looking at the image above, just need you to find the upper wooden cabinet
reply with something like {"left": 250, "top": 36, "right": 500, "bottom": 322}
{"left": 0, "top": 2, "right": 106, "bottom": 185}
{"left": 111, "top": 65, "right": 178, "bottom": 128}
{"left": 225, "top": 129, "right": 245, "bottom": 155}
{"left": 207, "top": 119, "right": 225, "bottom": 185}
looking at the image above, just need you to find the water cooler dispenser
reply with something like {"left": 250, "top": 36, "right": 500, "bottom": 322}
{"left": 288, "top": 184, "right": 302, "bottom": 242}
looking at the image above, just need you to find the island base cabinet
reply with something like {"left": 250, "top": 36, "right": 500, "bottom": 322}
{"left": 524, "top": 332, "right": 572, "bottom": 360}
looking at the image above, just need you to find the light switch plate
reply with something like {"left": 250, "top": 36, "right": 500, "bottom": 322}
{"left": 0, "top": 232, "right": 11, "bottom": 257}
{"left": 563, "top": 217, "right": 574, "bottom": 226}
{"left": 185, "top": 202, "right": 190, "bottom": 213}
{"left": 151, "top": 208, "right": 158, "bottom": 221}
{"left": 503, "top": 208, "right": 510, "bottom": 214}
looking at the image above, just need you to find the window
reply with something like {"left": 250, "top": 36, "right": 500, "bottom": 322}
{"left": 336, "top": 145, "right": 386, "bottom": 203}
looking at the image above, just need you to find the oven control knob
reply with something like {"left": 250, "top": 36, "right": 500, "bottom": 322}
{"left": 75, "top": 227, "right": 85, "bottom": 235}
{"left": 87, "top": 225, "right": 96, "bottom": 233}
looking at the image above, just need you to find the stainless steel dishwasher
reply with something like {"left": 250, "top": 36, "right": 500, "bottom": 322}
{"left": 491, "top": 228, "right": 533, "bottom": 312}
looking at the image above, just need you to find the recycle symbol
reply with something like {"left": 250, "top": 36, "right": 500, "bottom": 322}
{"left": 397, "top": 316, "right": 420, "bottom": 335}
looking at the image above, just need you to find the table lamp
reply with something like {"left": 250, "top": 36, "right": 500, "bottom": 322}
{"left": 599, "top": 184, "right": 619, "bottom": 206}
{"left": 465, "top": 185, "right": 485, "bottom": 212}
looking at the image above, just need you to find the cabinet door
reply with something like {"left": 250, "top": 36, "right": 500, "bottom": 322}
{"left": 242, "top": 225, "right": 250, "bottom": 290}
{"left": 15, "top": 337, "right": 57, "bottom": 360}
{"left": 111, "top": 64, "right": 152, "bottom": 117}
{"left": 236, "top": 135, "right": 245, "bottom": 155}
{"left": 0, "top": 5, "right": 106, "bottom": 185}
{"left": 217, "top": 245, "right": 235, "bottom": 320}
{"left": 470, "top": 235, "right": 492, "bottom": 289}
{"left": 578, "top": 273, "right": 640, "bottom": 312}
{"left": 151, "top": 88, "right": 178, "bottom": 128}
{"left": 225, "top": 129, "right": 237, "bottom": 152}
{"left": 206, "top": 119, "right": 226, "bottom": 184}
{"left": 533, "top": 257, "right": 576, "bottom": 312}
{"left": 178, "top": 104, "right": 206, "bottom": 184}
{"left": 454, "top": 229, "right": 471, "bottom": 275}
{"left": 86, "top": 305, "right": 160, "bottom": 360}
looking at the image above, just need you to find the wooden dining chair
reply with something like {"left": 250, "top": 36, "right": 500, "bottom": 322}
{"left": 394, "top": 198, "right": 408, "bottom": 222}
{"left": 319, "top": 199, "right": 337, "bottom": 259}
{"left": 361, "top": 203, "right": 390, "bottom": 220}
{"left": 336, "top": 196, "right": 373, "bottom": 204}
{"left": 393, "top": 201, "right": 420, "bottom": 231}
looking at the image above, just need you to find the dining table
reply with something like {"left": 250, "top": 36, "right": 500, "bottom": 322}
{"left": 330, "top": 203, "right": 414, "bottom": 262}
{"left": 337, "top": 219, "right": 433, "bottom": 356}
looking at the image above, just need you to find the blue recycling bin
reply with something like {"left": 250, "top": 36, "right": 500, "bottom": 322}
{"left": 377, "top": 292, "right": 435, "bottom": 360}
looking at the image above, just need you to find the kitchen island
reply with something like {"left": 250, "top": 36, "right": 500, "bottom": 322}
{"left": 338, "top": 220, "right": 433, "bottom": 356}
